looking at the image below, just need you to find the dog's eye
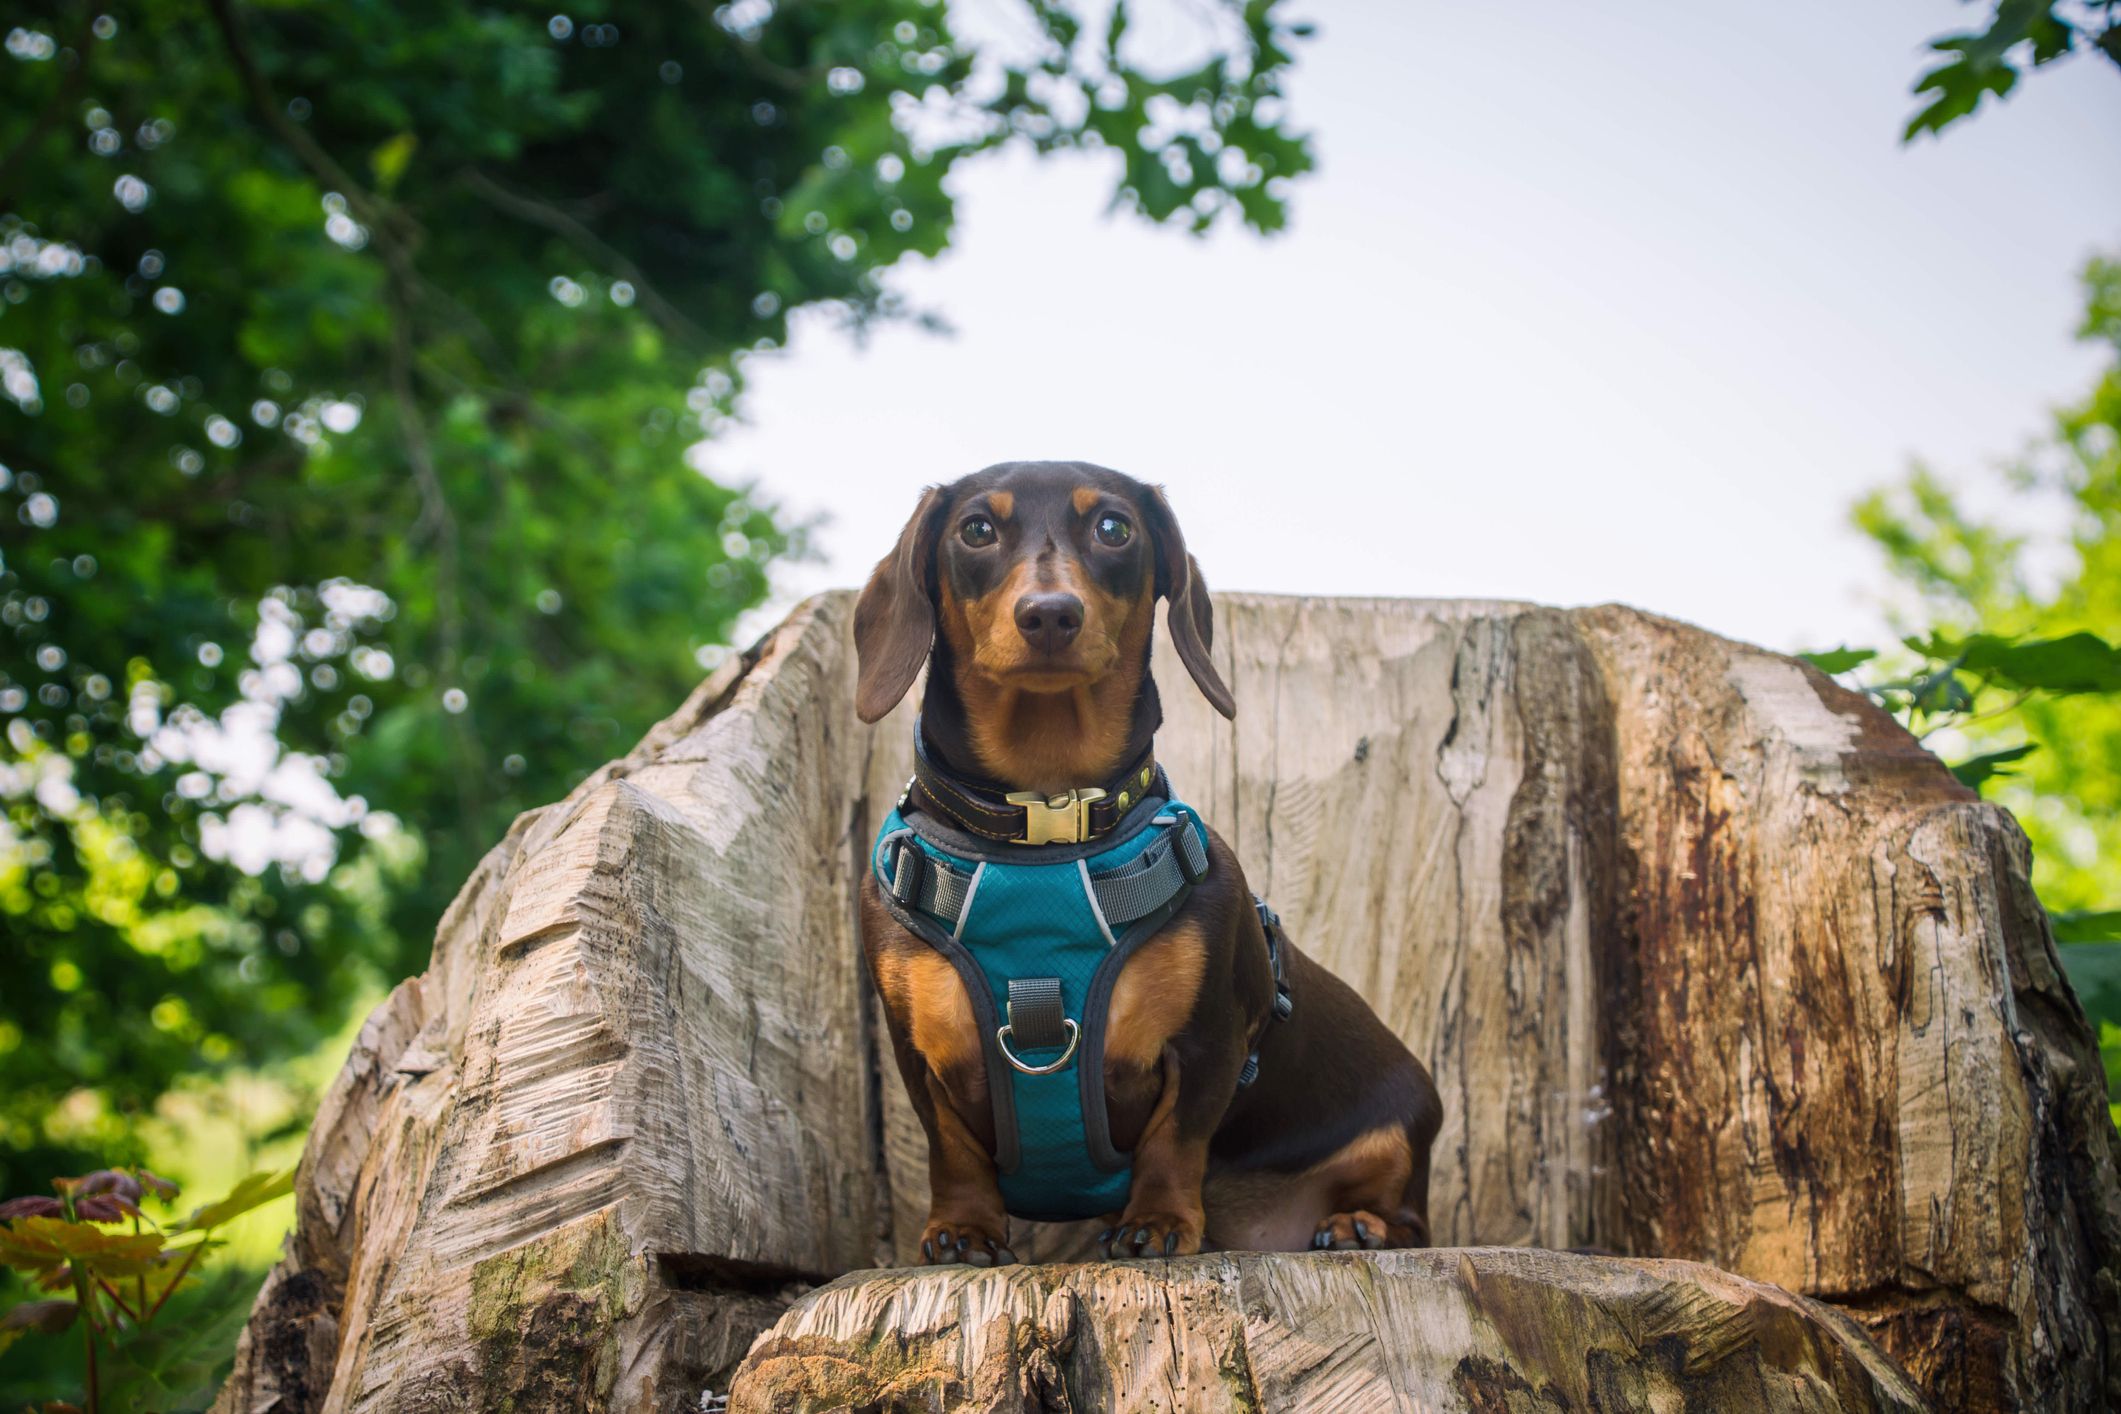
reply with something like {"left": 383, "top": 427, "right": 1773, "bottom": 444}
{"left": 959, "top": 516, "right": 997, "bottom": 548}
{"left": 1094, "top": 514, "right": 1132, "bottom": 548}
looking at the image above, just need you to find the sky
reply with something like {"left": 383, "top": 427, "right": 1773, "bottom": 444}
{"left": 705, "top": 0, "right": 2121, "bottom": 655}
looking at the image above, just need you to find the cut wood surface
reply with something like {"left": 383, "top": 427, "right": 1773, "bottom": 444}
{"left": 729, "top": 1247, "right": 1927, "bottom": 1413}
{"left": 213, "top": 592, "right": 2121, "bottom": 1413}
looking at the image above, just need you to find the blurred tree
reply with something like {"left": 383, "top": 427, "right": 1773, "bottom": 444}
{"left": 0, "top": 0, "right": 1315, "bottom": 1191}
{"left": 1904, "top": 0, "right": 2120, "bottom": 137}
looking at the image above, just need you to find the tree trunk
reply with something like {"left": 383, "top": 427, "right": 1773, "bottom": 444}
{"left": 214, "top": 593, "right": 2121, "bottom": 1413}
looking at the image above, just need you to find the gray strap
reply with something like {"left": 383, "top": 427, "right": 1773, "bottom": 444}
{"left": 1006, "top": 977, "right": 1069, "bottom": 1049}
{"left": 920, "top": 858, "right": 973, "bottom": 922}
{"left": 1089, "top": 823, "right": 1207, "bottom": 926}
{"left": 886, "top": 841, "right": 975, "bottom": 925}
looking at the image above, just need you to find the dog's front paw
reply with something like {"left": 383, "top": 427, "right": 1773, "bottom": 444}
{"left": 1099, "top": 1210, "right": 1203, "bottom": 1259}
{"left": 918, "top": 1219, "right": 1015, "bottom": 1267}
{"left": 1311, "top": 1209, "right": 1392, "bottom": 1251}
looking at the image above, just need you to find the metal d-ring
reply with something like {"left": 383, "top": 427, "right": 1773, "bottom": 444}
{"left": 996, "top": 1018, "right": 1080, "bottom": 1075}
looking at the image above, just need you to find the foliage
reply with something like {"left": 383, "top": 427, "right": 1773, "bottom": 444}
{"left": 1905, "top": 0, "right": 2121, "bottom": 138}
{"left": 0, "top": 0, "right": 1315, "bottom": 1189}
{"left": 0, "top": 1165, "right": 287, "bottom": 1411}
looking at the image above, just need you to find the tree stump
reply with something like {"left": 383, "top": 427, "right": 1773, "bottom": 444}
{"left": 213, "top": 593, "right": 2121, "bottom": 1413}
{"left": 728, "top": 1248, "right": 1926, "bottom": 1413}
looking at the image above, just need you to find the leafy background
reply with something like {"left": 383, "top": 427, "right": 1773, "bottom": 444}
{"left": 0, "top": 0, "right": 2116, "bottom": 1405}
{"left": 0, "top": 0, "right": 1312, "bottom": 1400}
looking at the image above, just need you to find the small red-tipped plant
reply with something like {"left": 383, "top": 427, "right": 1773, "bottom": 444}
{"left": 0, "top": 1166, "right": 292, "bottom": 1413}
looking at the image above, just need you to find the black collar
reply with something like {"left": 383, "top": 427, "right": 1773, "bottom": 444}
{"left": 908, "top": 724, "right": 1159, "bottom": 846}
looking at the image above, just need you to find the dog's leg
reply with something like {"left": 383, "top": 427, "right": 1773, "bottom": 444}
{"left": 917, "top": 1070, "right": 1015, "bottom": 1266}
{"left": 865, "top": 897, "right": 1016, "bottom": 1268}
{"left": 1100, "top": 1045, "right": 1227, "bottom": 1257}
{"left": 1309, "top": 1122, "right": 1431, "bottom": 1251}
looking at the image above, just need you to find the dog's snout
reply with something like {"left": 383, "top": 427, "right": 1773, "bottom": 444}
{"left": 1014, "top": 592, "right": 1083, "bottom": 654}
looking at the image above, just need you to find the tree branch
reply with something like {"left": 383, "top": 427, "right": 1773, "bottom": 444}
{"left": 1918, "top": 686, "right": 2036, "bottom": 740}
{"left": 386, "top": 276, "right": 480, "bottom": 830}
{"left": 140, "top": 1244, "right": 200, "bottom": 1322}
{"left": 385, "top": 283, "right": 456, "bottom": 601}
{"left": 681, "top": 0, "right": 817, "bottom": 90}
{"left": 207, "top": 0, "right": 486, "bottom": 823}
{"left": 456, "top": 165, "right": 709, "bottom": 349}
{"left": 202, "top": 0, "right": 422, "bottom": 267}
{"left": 94, "top": 1277, "right": 141, "bottom": 1326}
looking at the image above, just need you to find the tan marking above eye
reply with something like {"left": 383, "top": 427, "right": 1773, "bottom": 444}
{"left": 1071, "top": 486, "right": 1099, "bottom": 516}
{"left": 987, "top": 490, "right": 1014, "bottom": 519}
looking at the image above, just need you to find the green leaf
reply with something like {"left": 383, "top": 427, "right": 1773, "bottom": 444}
{"left": 2056, "top": 911, "right": 2121, "bottom": 944}
{"left": 371, "top": 132, "right": 419, "bottom": 196}
{"left": 169, "top": 1170, "right": 295, "bottom": 1234}
{"left": 1800, "top": 646, "right": 1879, "bottom": 675}
{"left": 1950, "top": 742, "right": 2038, "bottom": 791}
{"left": 94, "top": 1269, "right": 264, "bottom": 1411}
{"left": 1907, "top": 662, "right": 1974, "bottom": 715}
{"left": 1905, "top": 56, "right": 2018, "bottom": 139}
{"left": 1977, "top": 632, "right": 2121, "bottom": 693}
{"left": 1903, "top": 0, "right": 2091, "bottom": 139}
{"left": 2026, "top": 10, "right": 2078, "bottom": 62}
{"left": 1908, "top": 631, "right": 2121, "bottom": 693}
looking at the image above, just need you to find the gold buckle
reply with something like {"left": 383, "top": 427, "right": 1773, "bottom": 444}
{"left": 1005, "top": 787, "right": 1108, "bottom": 845}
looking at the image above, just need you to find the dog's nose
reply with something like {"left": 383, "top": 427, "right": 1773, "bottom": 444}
{"left": 1014, "top": 592, "right": 1083, "bottom": 654}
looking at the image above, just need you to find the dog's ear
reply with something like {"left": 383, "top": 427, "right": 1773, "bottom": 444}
{"left": 1144, "top": 486, "right": 1235, "bottom": 720}
{"left": 854, "top": 485, "right": 948, "bottom": 723}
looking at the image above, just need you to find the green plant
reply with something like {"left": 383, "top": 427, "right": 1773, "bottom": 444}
{"left": 0, "top": 1166, "right": 289, "bottom": 1412}
{"left": 1905, "top": 0, "right": 2121, "bottom": 138}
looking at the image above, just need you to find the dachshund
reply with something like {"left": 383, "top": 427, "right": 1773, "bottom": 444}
{"left": 854, "top": 460, "right": 1442, "bottom": 1264}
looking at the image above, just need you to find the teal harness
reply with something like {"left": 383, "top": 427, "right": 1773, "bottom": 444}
{"left": 873, "top": 766, "right": 1212, "bottom": 1221}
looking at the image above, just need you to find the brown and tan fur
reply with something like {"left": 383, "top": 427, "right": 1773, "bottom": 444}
{"left": 854, "top": 461, "right": 1442, "bottom": 1264}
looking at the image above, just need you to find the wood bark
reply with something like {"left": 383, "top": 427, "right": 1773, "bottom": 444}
{"left": 212, "top": 593, "right": 2121, "bottom": 1413}
{"left": 729, "top": 1247, "right": 1926, "bottom": 1413}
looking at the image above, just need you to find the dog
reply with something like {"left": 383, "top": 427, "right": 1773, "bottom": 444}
{"left": 854, "top": 460, "right": 1442, "bottom": 1264}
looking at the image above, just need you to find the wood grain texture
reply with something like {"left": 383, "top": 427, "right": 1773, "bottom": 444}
{"left": 215, "top": 592, "right": 2120, "bottom": 1413}
{"left": 1572, "top": 606, "right": 2121, "bottom": 1410}
{"left": 729, "top": 1247, "right": 1926, "bottom": 1414}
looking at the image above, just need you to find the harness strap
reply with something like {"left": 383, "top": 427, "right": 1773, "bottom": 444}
{"left": 885, "top": 840, "right": 972, "bottom": 919}
{"left": 1005, "top": 977, "right": 1069, "bottom": 1050}
{"left": 1237, "top": 897, "right": 1296, "bottom": 1089}
{"left": 885, "top": 816, "right": 1207, "bottom": 936}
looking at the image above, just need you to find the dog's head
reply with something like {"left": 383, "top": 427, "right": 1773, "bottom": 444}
{"left": 853, "top": 461, "right": 1235, "bottom": 726}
